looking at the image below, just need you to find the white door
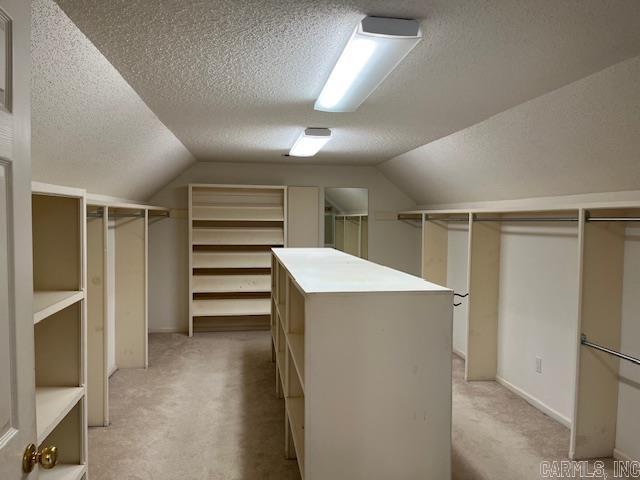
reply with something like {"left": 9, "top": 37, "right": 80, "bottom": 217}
{"left": 0, "top": 0, "right": 37, "bottom": 478}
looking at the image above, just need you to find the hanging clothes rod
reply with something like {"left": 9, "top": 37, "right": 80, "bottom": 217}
{"left": 109, "top": 213, "right": 146, "bottom": 219}
{"left": 87, "top": 207, "right": 104, "bottom": 218}
{"left": 580, "top": 334, "right": 640, "bottom": 366}
{"left": 586, "top": 216, "right": 640, "bottom": 222}
{"left": 473, "top": 215, "right": 579, "bottom": 222}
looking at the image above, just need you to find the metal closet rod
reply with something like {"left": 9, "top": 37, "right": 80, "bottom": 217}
{"left": 109, "top": 212, "right": 146, "bottom": 219}
{"left": 422, "top": 214, "right": 640, "bottom": 223}
{"left": 581, "top": 334, "right": 640, "bottom": 366}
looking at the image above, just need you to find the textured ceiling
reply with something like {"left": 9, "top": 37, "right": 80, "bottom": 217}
{"left": 32, "top": 0, "right": 195, "bottom": 201}
{"left": 379, "top": 55, "right": 640, "bottom": 206}
{"left": 55, "top": 0, "right": 640, "bottom": 166}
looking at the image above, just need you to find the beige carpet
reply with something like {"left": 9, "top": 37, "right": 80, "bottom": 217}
{"left": 89, "top": 332, "right": 622, "bottom": 479}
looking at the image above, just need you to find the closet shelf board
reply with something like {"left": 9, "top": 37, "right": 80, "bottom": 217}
{"left": 36, "top": 386, "right": 84, "bottom": 445}
{"left": 192, "top": 298, "right": 271, "bottom": 317}
{"left": 192, "top": 251, "right": 272, "bottom": 269}
{"left": 192, "top": 205, "right": 284, "bottom": 221}
{"left": 39, "top": 464, "right": 87, "bottom": 480}
{"left": 33, "top": 290, "right": 84, "bottom": 324}
{"left": 286, "top": 397, "right": 305, "bottom": 476}
{"left": 287, "top": 333, "right": 305, "bottom": 388}
{"left": 192, "top": 228, "right": 284, "bottom": 245}
{"left": 192, "top": 275, "right": 271, "bottom": 293}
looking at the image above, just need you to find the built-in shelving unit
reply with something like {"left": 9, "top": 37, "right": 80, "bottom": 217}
{"left": 32, "top": 182, "right": 88, "bottom": 479}
{"left": 188, "top": 184, "right": 287, "bottom": 335}
{"left": 85, "top": 202, "right": 169, "bottom": 427}
{"left": 398, "top": 202, "right": 640, "bottom": 462}
{"left": 271, "top": 248, "right": 452, "bottom": 480}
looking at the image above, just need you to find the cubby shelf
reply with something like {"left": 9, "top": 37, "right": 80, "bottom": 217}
{"left": 192, "top": 204, "right": 284, "bottom": 221}
{"left": 192, "top": 227, "right": 284, "bottom": 246}
{"left": 192, "top": 274, "right": 271, "bottom": 293}
{"left": 287, "top": 333, "right": 305, "bottom": 387}
{"left": 35, "top": 387, "right": 84, "bottom": 445}
{"left": 39, "top": 464, "right": 87, "bottom": 480}
{"left": 192, "top": 298, "right": 271, "bottom": 317}
{"left": 286, "top": 397, "right": 305, "bottom": 477}
{"left": 33, "top": 290, "right": 84, "bottom": 324}
{"left": 192, "top": 251, "right": 272, "bottom": 269}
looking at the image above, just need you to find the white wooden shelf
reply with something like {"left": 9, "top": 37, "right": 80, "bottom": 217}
{"left": 35, "top": 387, "right": 84, "bottom": 445}
{"left": 192, "top": 298, "right": 271, "bottom": 317}
{"left": 192, "top": 205, "right": 284, "bottom": 221}
{"left": 192, "top": 227, "right": 284, "bottom": 245}
{"left": 192, "top": 274, "right": 271, "bottom": 293}
{"left": 189, "top": 185, "right": 287, "bottom": 334}
{"left": 192, "top": 251, "right": 272, "bottom": 269}
{"left": 33, "top": 290, "right": 84, "bottom": 324}
{"left": 287, "top": 333, "right": 305, "bottom": 387}
{"left": 39, "top": 464, "right": 87, "bottom": 480}
{"left": 287, "top": 397, "right": 305, "bottom": 476}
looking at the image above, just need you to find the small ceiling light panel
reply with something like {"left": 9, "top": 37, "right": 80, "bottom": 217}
{"left": 289, "top": 128, "right": 332, "bottom": 157}
{"left": 315, "top": 16, "right": 422, "bottom": 112}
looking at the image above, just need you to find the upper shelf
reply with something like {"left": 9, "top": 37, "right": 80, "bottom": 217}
{"left": 192, "top": 205, "right": 284, "bottom": 222}
{"left": 192, "top": 227, "right": 284, "bottom": 246}
{"left": 33, "top": 290, "right": 84, "bottom": 324}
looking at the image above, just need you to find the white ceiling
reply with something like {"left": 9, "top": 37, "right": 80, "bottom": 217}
{"left": 55, "top": 0, "right": 640, "bottom": 166}
{"left": 379, "top": 55, "right": 640, "bottom": 206}
{"left": 32, "top": 0, "right": 195, "bottom": 201}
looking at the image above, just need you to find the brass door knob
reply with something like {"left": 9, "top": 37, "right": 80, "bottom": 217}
{"left": 22, "top": 443, "right": 58, "bottom": 473}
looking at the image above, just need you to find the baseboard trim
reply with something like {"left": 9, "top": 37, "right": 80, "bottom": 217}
{"left": 614, "top": 448, "right": 639, "bottom": 463}
{"left": 452, "top": 348, "right": 466, "bottom": 359}
{"left": 149, "top": 327, "right": 186, "bottom": 334}
{"left": 495, "top": 375, "right": 572, "bottom": 428}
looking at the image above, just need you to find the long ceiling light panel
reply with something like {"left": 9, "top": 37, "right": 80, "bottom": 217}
{"left": 289, "top": 128, "right": 332, "bottom": 157}
{"left": 315, "top": 16, "right": 422, "bottom": 112}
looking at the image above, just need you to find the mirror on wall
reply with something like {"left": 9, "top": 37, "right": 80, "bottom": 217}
{"left": 324, "top": 187, "right": 368, "bottom": 259}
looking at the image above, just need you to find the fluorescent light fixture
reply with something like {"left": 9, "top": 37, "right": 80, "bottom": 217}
{"left": 315, "top": 16, "right": 422, "bottom": 112}
{"left": 289, "top": 128, "right": 332, "bottom": 157}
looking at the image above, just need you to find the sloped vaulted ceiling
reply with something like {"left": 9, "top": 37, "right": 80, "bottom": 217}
{"left": 55, "top": 0, "right": 640, "bottom": 169}
{"left": 32, "top": 0, "right": 195, "bottom": 201}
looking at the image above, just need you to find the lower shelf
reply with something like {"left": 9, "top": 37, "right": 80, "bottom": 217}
{"left": 40, "top": 464, "right": 86, "bottom": 480}
{"left": 286, "top": 397, "right": 305, "bottom": 476}
{"left": 192, "top": 298, "right": 270, "bottom": 317}
{"left": 36, "top": 387, "right": 84, "bottom": 445}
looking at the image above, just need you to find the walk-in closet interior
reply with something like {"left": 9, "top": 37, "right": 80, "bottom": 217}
{"left": 1, "top": 0, "right": 639, "bottom": 479}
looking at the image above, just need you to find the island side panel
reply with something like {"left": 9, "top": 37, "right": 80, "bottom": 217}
{"left": 304, "top": 291, "right": 453, "bottom": 480}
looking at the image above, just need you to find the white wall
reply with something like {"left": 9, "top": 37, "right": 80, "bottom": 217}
{"left": 496, "top": 224, "right": 579, "bottom": 426}
{"left": 446, "top": 224, "right": 469, "bottom": 357}
{"left": 616, "top": 226, "right": 640, "bottom": 461}
{"left": 147, "top": 161, "right": 420, "bottom": 333}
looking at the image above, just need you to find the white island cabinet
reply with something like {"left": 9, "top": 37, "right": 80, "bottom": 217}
{"left": 270, "top": 248, "right": 453, "bottom": 480}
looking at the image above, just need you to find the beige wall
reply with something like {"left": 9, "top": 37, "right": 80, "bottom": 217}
{"left": 147, "top": 161, "right": 420, "bottom": 333}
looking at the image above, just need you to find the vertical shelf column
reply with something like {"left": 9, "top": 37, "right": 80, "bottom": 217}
{"left": 571, "top": 210, "right": 625, "bottom": 459}
{"left": 32, "top": 184, "right": 88, "bottom": 477}
{"left": 421, "top": 216, "right": 449, "bottom": 285}
{"left": 466, "top": 215, "right": 501, "bottom": 381}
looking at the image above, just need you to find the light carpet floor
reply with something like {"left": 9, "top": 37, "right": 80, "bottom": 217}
{"left": 89, "top": 332, "right": 624, "bottom": 479}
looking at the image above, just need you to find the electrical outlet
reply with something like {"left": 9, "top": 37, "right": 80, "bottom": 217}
{"left": 536, "top": 357, "right": 543, "bottom": 374}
